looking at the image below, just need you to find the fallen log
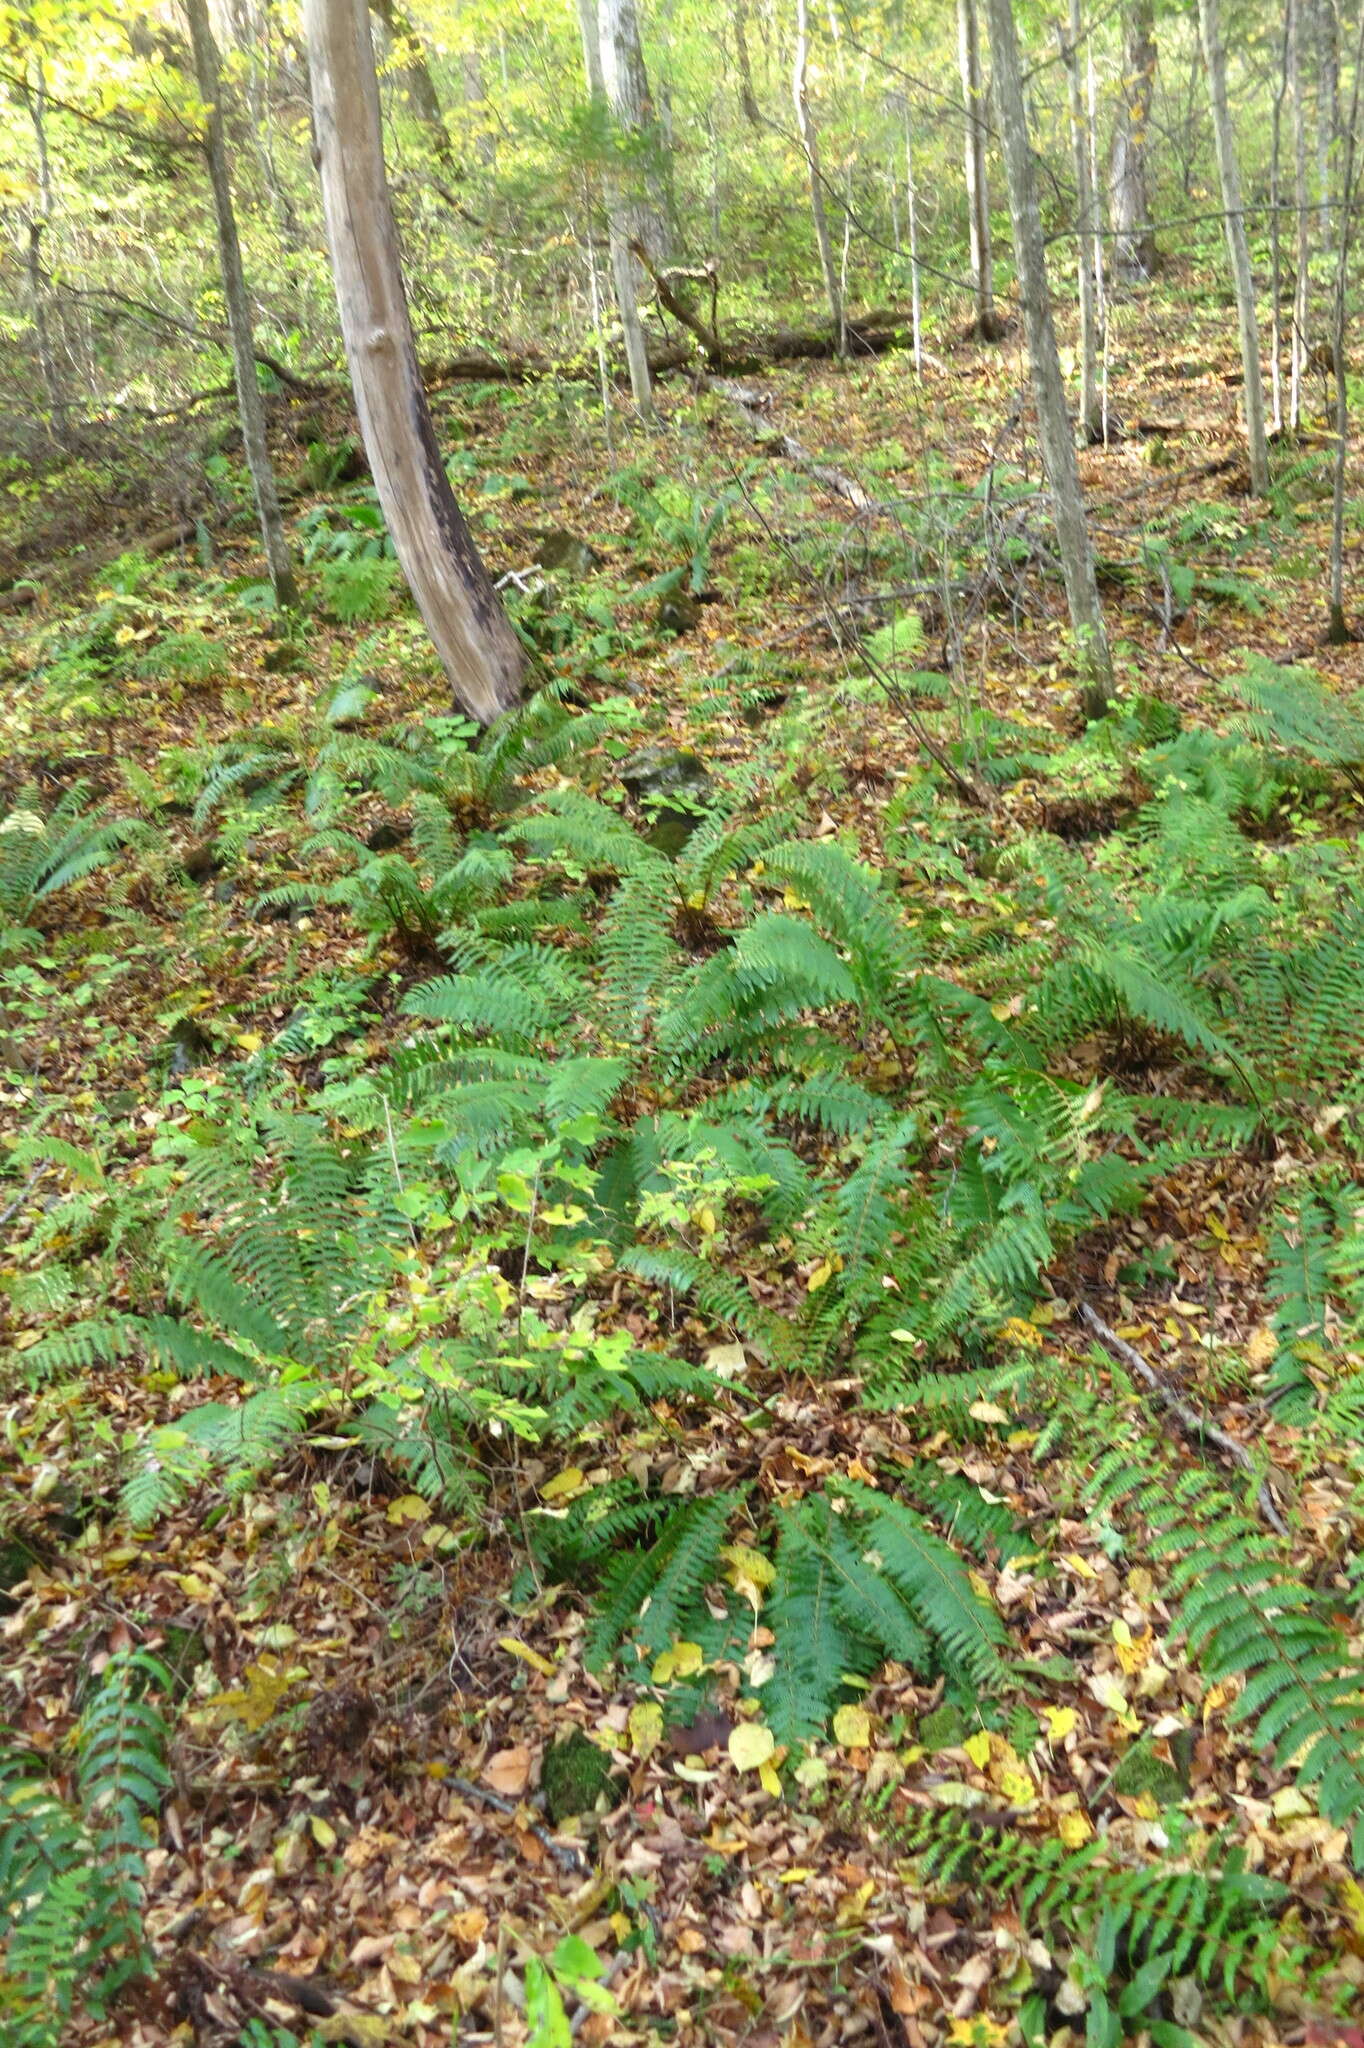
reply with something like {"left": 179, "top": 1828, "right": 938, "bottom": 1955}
{"left": 0, "top": 520, "right": 195, "bottom": 611}
{"left": 426, "top": 309, "right": 918, "bottom": 388}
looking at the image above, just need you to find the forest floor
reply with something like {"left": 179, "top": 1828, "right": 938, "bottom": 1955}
{"left": 4, "top": 274, "right": 1364, "bottom": 2048}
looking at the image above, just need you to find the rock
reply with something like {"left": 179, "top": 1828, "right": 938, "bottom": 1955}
{"left": 533, "top": 529, "right": 601, "bottom": 577}
{"left": 655, "top": 591, "right": 700, "bottom": 636}
{"left": 213, "top": 880, "right": 237, "bottom": 905}
{"left": 619, "top": 743, "right": 710, "bottom": 804}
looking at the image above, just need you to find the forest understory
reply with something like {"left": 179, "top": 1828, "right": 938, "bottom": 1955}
{"left": 6, "top": 281, "right": 1364, "bottom": 2048}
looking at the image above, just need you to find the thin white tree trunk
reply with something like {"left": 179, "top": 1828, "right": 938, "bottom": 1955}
{"left": 905, "top": 106, "right": 923, "bottom": 375}
{"left": 1197, "top": 0, "right": 1270, "bottom": 495}
{"left": 598, "top": 0, "right": 672, "bottom": 261}
{"left": 304, "top": 0, "right": 524, "bottom": 722}
{"left": 1109, "top": 0, "right": 1157, "bottom": 279}
{"left": 1290, "top": 0, "right": 1312, "bottom": 428}
{"left": 793, "top": 0, "right": 844, "bottom": 355}
{"left": 578, "top": 0, "right": 657, "bottom": 420}
{"left": 1325, "top": 0, "right": 1364, "bottom": 639}
{"left": 184, "top": 0, "right": 298, "bottom": 611}
{"left": 1060, "top": 0, "right": 1101, "bottom": 441}
{"left": 958, "top": 0, "right": 1001, "bottom": 339}
{"left": 984, "top": 0, "right": 1113, "bottom": 715}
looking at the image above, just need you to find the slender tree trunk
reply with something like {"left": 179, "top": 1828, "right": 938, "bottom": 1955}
{"left": 984, "top": 0, "right": 1113, "bottom": 715}
{"left": 304, "top": 0, "right": 524, "bottom": 721}
{"left": 368, "top": 0, "right": 455, "bottom": 167}
{"left": 1325, "top": 0, "right": 1364, "bottom": 640}
{"left": 905, "top": 104, "right": 923, "bottom": 376}
{"left": 1060, "top": 0, "right": 1101, "bottom": 441}
{"left": 599, "top": 0, "right": 672, "bottom": 261}
{"left": 1291, "top": 0, "right": 1313, "bottom": 425}
{"left": 577, "top": 0, "right": 657, "bottom": 420}
{"left": 1196, "top": 0, "right": 1271, "bottom": 496}
{"left": 958, "top": 0, "right": 1002, "bottom": 339}
{"left": 1316, "top": 0, "right": 1339, "bottom": 233}
{"left": 793, "top": 0, "right": 844, "bottom": 355}
{"left": 1269, "top": 11, "right": 1288, "bottom": 432}
{"left": 462, "top": 50, "right": 496, "bottom": 167}
{"left": 733, "top": 0, "right": 761, "bottom": 126}
{"left": 1109, "top": 0, "right": 1157, "bottom": 279}
{"left": 184, "top": 0, "right": 299, "bottom": 611}
{"left": 19, "top": 64, "right": 65, "bottom": 443}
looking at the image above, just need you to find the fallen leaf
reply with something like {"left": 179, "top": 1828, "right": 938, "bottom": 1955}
{"left": 483, "top": 1746, "right": 531, "bottom": 1797}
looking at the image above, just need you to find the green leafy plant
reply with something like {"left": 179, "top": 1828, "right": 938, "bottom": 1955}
{"left": 0, "top": 786, "right": 150, "bottom": 961}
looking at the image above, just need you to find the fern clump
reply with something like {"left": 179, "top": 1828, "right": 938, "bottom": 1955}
{"left": 0, "top": 785, "right": 150, "bottom": 960}
{"left": 0, "top": 1651, "right": 170, "bottom": 2048}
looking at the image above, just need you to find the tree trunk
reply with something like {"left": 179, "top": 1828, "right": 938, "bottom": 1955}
{"left": 1290, "top": 0, "right": 1312, "bottom": 429}
{"left": 367, "top": 0, "right": 455, "bottom": 167}
{"left": 1196, "top": 0, "right": 1270, "bottom": 494}
{"left": 793, "top": 0, "right": 844, "bottom": 355}
{"left": 1316, "top": 0, "right": 1339, "bottom": 233}
{"left": 304, "top": 0, "right": 524, "bottom": 723}
{"left": 184, "top": 0, "right": 299, "bottom": 612}
{"left": 1060, "top": 0, "right": 1101, "bottom": 440}
{"left": 905, "top": 104, "right": 923, "bottom": 376}
{"left": 1109, "top": 0, "right": 1157, "bottom": 280}
{"left": 732, "top": 0, "right": 761, "bottom": 126}
{"left": 958, "top": 0, "right": 1002, "bottom": 339}
{"left": 577, "top": 0, "right": 657, "bottom": 420}
{"left": 599, "top": 0, "right": 672, "bottom": 262}
{"left": 1324, "top": 0, "right": 1364, "bottom": 641}
{"left": 984, "top": 0, "right": 1113, "bottom": 715}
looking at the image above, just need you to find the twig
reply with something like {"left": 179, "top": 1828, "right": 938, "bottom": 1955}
{"left": 448, "top": 1774, "right": 589, "bottom": 1873}
{"left": 1079, "top": 1302, "right": 1290, "bottom": 1537}
{"left": 0, "top": 1167, "right": 45, "bottom": 1237}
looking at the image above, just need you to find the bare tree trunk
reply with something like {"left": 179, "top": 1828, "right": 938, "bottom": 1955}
{"left": 1196, "top": 0, "right": 1271, "bottom": 496}
{"left": 1269, "top": 10, "right": 1288, "bottom": 433}
{"left": 793, "top": 0, "right": 844, "bottom": 355}
{"left": 1316, "top": 0, "right": 1339, "bottom": 233}
{"left": 984, "top": 0, "right": 1113, "bottom": 715}
{"left": 1060, "top": 0, "right": 1101, "bottom": 441}
{"left": 1325, "top": 0, "right": 1364, "bottom": 640}
{"left": 599, "top": 0, "right": 672, "bottom": 261}
{"left": 733, "top": 0, "right": 761, "bottom": 126}
{"left": 367, "top": 0, "right": 455, "bottom": 167}
{"left": 304, "top": 0, "right": 524, "bottom": 722}
{"left": 1290, "top": 0, "right": 1313, "bottom": 426}
{"left": 184, "top": 0, "right": 299, "bottom": 612}
{"left": 958, "top": 0, "right": 1002, "bottom": 339}
{"left": 462, "top": 50, "right": 496, "bottom": 167}
{"left": 905, "top": 103, "right": 923, "bottom": 376}
{"left": 1109, "top": 0, "right": 1157, "bottom": 279}
{"left": 577, "top": 0, "right": 657, "bottom": 420}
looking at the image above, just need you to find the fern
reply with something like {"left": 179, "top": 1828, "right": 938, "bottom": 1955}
{"left": 889, "top": 1805, "right": 1290, "bottom": 2031}
{"left": 1088, "top": 1426, "right": 1364, "bottom": 1858}
{"left": 0, "top": 785, "right": 149, "bottom": 956}
{"left": 585, "top": 1492, "right": 738, "bottom": 1668}
{"left": 0, "top": 1651, "right": 170, "bottom": 2047}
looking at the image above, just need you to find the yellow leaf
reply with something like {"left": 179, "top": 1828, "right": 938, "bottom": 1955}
{"left": 498, "top": 1637, "right": 556, "bottom": 1678}
{"left": 963, "top": 1732, "right": 991, "bottom": 1770}
{"left": 1043, "top": 1706, "right": 1077, "bottom": 1743}
{"left": 1338, "top": 1876, "right": 1364, "bottom": 1939}
{"left": 310, "top": 1814, "right": 337, "bottom": 1849}
{"left": 215, "top": 1658, "right": 295, "bottom": 1733}
{"left": 948, "top": 2017, "right": 1008, "bottom": 2047}
{"left": 540, "top": 1466, "right": 587, "bottom": 1502}
{"left": 696, "top": 1205, "right": 718, "bottom": 1237}
{"left": 778, "top": 1867, "right": 814, "bottom": 1884}
{"left": 833, "top": 1704, "right": 871, "bottom": 1749}
{"left": 629, "top": 1701, "right": 664, "bottom": 1758}
{"left": 1061, "top": 1551, "right": 1099, "bottom": 1579}
{"left": 1057, "top": 1810, "right": 1093, "bottom": 1847}
{"left": 171, "top": 1573, "right": 215, "bottom": 1601}
{"left": 998, "top": 1316, "right": 1042, "bottom": 1351}
{"left": 386, "top": 1493, "right": 430, "bottom": 1524}
{"left": 999, "top": 1770, "right": 1035, "bottom": 1805}
{"left": 968, "top": 1400, "right": 1009, "bottom": 1423}
{"left": 235, "top": 1032, "right": 264, "bottom": 1053}
{"left": 1246, "top": 1325, "right": 1278, "bottom": 1369}
{"left": 758, "top": 1759, "right": 783, "bottom": 1797}
{"left": 968, "top": 1569, "right": 993, "bottom": 1603}
{"left": 728, "top": 1723, "right": 776, "bottom": 1771}
{"left": 653, "top": 1640, "right": 705, "bottom": 1683}
{"left": 806, "top": 1258, "right": 834, "bottom": 1292}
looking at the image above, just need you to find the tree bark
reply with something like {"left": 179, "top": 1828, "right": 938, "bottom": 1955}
{"left": 1324, "top": 0, "right": 1364, "bottom": 641}
{"left": 184, "top": 0, "right": 299, "bottom": 612}
{"left": 1196, "top": 0, "right": 1270, "bottom": 496}
{"left": 984, "top": 0, "right": 1113, "bottom": 715}
{"left": 1060, "top": 0, "right": 1101, "bottom": 440}
{"left": 1109, "top": 0, "right": 1157, "bottom": 280}
{"left": 958, "top": 0, "right": 1002, "bottom": 339}
{"left": 367, "top": 0, "right": 455, "bottom": 167}
{"left": 577, "top": 0, "right": 657, "bottom": 420}
{"left": 1290, "top": 0, "right": 1312, "bottom": 426}
{"left": 793, "top": 0, "right": 844, "bottom": 355}
{"left": 598, "top": 0, "right": 672, "bottom": 261}
{"left": 304, "top": 0, "right": 524, "bottom": 723}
